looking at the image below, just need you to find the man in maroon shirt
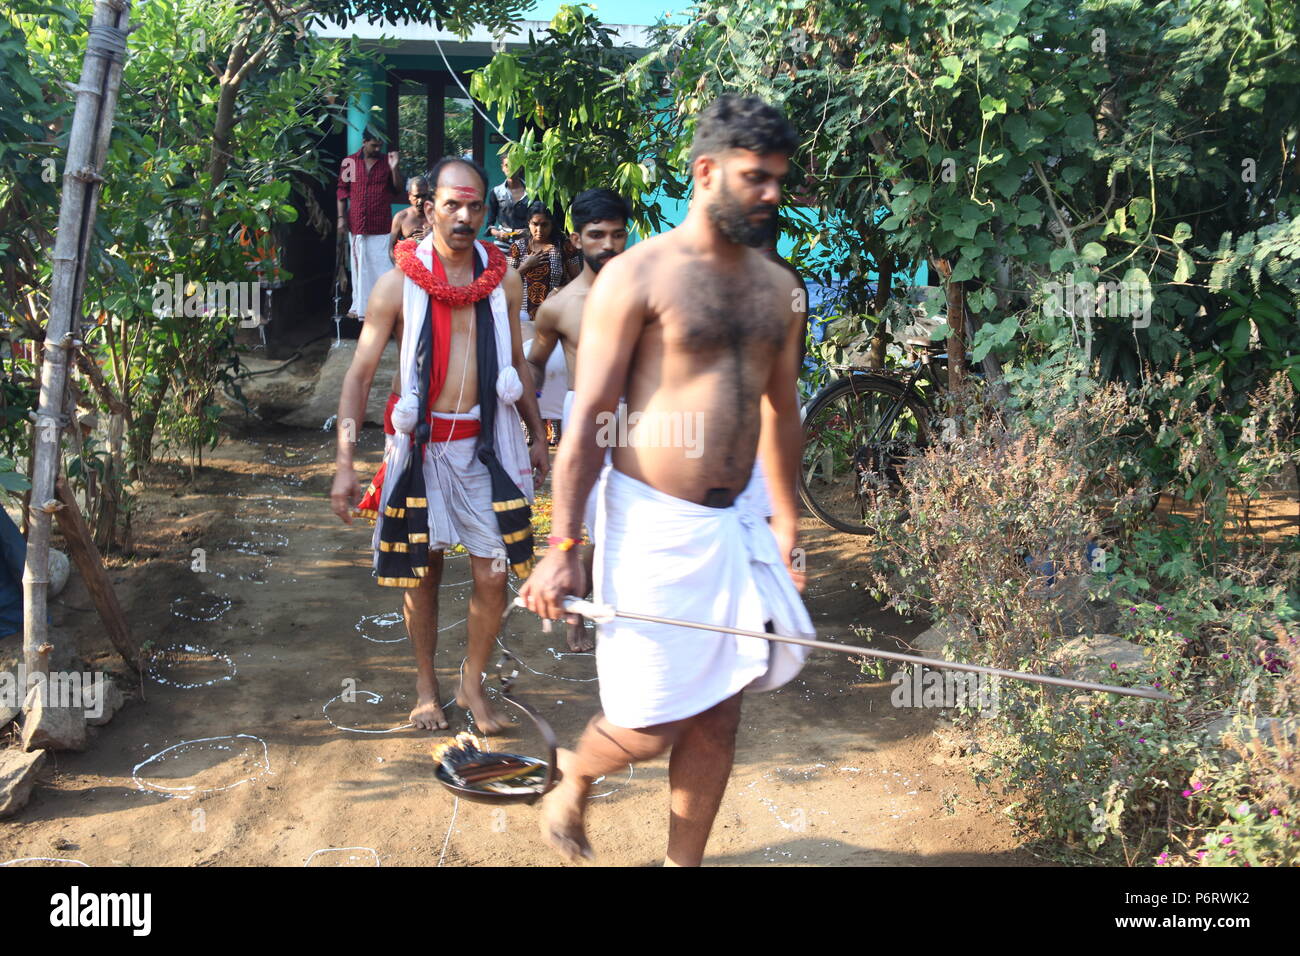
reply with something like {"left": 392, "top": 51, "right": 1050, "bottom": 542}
{"left": 337, "top": 133, "right": 403, "bottom": 320}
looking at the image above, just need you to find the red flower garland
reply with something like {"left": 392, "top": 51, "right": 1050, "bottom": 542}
{"left": 393, "top": 238, "right": 507, "bottom": 306}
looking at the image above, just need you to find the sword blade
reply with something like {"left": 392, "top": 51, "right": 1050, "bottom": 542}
{"left": 545, "top": 597, "right": 1172, "bottom": 702}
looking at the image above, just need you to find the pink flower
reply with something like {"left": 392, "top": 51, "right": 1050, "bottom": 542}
{"left": 1197, "top": 850, "right": 1207, "bottom": 860}
{"left": 1270, "top": 809, "right": 1280, "bottom": 816}
{"left": 1110, "top": 662, "right": 1118, "bottom": 671}
{"left": 1221, "top": 836, "right": 1232, "bottom": 845}
{"left": 1156, "top": 852, "right": 1169, "bottom": 865}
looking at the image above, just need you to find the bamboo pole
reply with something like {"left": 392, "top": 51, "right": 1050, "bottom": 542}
{"left": 23, "top": 0, "right": 131, "bottom": 685}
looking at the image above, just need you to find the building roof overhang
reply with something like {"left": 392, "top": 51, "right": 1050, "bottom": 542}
{"left": 311, "top": 18, "right": 653, "bottom": 57}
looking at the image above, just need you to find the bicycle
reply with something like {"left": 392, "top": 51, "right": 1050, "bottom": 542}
{"left": 799, "top": 325, "right": 979, "bottom": 535}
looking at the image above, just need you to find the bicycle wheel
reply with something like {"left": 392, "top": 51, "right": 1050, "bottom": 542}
{"left": 798, "top": 374, "right": 931, "bottom": 535}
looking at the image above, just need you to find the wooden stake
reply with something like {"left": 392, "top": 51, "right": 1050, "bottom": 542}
{"left": 54, "top": 476, "right": 139, "bottom": 672}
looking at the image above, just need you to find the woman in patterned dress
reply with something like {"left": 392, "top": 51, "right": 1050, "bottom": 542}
{"left": 509, "top": 201, "right": 580, "bottom": 442}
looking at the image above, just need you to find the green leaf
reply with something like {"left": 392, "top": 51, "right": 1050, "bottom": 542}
{"left": 1049, "top": 247, "right": 1076, "bottom": 272}
{"left": 1129, "top": 198, "right": 1152, "bottom": 229}
{"left": 1081, "top": 242, "right": 1106, "bottom": 264}
{"left": 1232, "top": 318, "right": 1251, "bottom": 352}
{"left": 1063, "top": 114, "right": 1093, "bottom": 141}
{"left": 1171, "top": 222, "right": 1192, "bottom": 245}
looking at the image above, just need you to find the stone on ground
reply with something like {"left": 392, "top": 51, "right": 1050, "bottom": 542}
{"left": 912, "top": 617, "right": 969, "bottom": 660}
{"left": 0, "top": 748, "right": 47, "bottom": 818}
{"left": 82, "top": 677, "right": 124, "bottom": 727}
{"left": 20, "top": 683, "right": 87, "bottom": 752}
{"left": 1050, "top": 633, "right": 1148, "bottom": 683}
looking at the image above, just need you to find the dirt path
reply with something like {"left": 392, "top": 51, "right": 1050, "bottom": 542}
{"left": 1, "top": 424, "right": 1041, "bottom": 867}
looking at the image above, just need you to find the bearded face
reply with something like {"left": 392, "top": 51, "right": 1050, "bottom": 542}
{"left": 705, "top": 168, "right": 778, "bottom": 248}
{"left": 573, "top": 219, "right": 628, "bottom": 274}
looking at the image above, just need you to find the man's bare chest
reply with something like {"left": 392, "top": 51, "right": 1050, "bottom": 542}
{"left": 657, "top": 280, "right": 788, "bottom": 356}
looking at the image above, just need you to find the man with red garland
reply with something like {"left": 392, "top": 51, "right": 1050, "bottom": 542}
{"left": 332, "top": 157, "right": 549, "bottom": 735}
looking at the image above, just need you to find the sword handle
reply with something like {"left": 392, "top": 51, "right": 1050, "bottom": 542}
{"left": 561, "top": 596, "right": 616, "bottom": 622}
{"left": 511, "top": 594, "right": 616, "bottom": 623}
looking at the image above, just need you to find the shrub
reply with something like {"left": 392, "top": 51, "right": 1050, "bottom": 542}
{"left": 861, "top": 357, "right": 1300, "bottom": 864}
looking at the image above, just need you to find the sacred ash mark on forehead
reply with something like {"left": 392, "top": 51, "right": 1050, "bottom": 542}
{"left": 450, "top": 185, "right": 481, "bottom": 201}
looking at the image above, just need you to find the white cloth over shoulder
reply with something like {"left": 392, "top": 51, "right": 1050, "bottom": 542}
{"left": 592, "top": 466, "right": 813, "bottom": 729}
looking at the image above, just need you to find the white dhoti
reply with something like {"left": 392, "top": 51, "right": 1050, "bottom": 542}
{"left": 348, "top": 233, "right": 391, "bottom": 319}
{"left": 592, "top": 466, "right": 813, "bottom": 729}
{"left": 419, "top": 412, "right": 506, "bottom": 559}
{"left": 521, "top": 320, "right": 568, "bottom": 419}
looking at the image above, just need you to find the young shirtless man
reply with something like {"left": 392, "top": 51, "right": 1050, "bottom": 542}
{"left": 525, "top": 188, "right": 632, "bottom": 653}
{"left": 519, "top": 95, "right": 813, "bottom": 866}
{"left": 333, "top": 157, "right": 549, "bottom": 734}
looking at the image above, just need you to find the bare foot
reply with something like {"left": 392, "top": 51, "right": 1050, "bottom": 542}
{"left": 456, "top": 683, "right": 512, "bottom": 735}
{"left": 538, "top": 749, "right": 594, "bottom": 863}
{"left": 565, "top": 619, "right": 595, "bottom": 653}
{"left": 408, "top": 681, "right": 449, "bottom": 733}
{"left": 409, "top": 695, "right": 448, "bottom": 731}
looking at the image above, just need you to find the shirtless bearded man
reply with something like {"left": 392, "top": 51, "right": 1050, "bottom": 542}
{"left": 333, "top": 157, "right": 550, "bottom": 734}
{"left": 519, "top": 95, "right": 814, "bottom": 866}
{"left": 526, "top": 188, "right": 632, "bottom": 653}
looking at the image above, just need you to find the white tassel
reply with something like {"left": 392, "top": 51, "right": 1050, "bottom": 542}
{"left": 496, "top": 366, "right": 523, "bottom": 405}
{"left": 390, "top": 394, "right": 419, "bottom": 434}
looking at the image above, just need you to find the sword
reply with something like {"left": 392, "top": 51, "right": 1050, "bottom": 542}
{"left": 512, "top": 596, "right": 1173, "bottom": 702}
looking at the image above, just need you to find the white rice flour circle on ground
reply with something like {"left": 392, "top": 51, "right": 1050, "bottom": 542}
{"left": 304, "top": 847, "right": 380, "bottom": 867}
{"left": 0, "top": 857, "right": 89, "bottom": 867}
{"left": 146, "top": 643, "right": 236, "bottom": 689}
{"left": 131, "top": 734, "right": 272, "bottom": 799}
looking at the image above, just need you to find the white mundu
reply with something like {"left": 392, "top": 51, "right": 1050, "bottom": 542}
{"left": 590, "top": 465, "right": 812, "bottom": 729}
{"left": 349, "top": 233, "right": 391, "bottom": 320}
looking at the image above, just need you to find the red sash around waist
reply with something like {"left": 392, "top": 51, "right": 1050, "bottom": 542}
{"left": 430, "top": 416, "right": 480, "bottom": 442}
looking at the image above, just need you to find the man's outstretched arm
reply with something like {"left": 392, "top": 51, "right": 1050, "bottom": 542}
{"left": 526, "top": 296, "right": 562, "bottom": 392}
{"left": 519, "top": 251, "right": 645, "bottom": 621}
{"left": 331, "top": 268, "right": 401, "bottom": 524}
{"left": 757, "top": 271, "right": 807, "bottom": 590}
